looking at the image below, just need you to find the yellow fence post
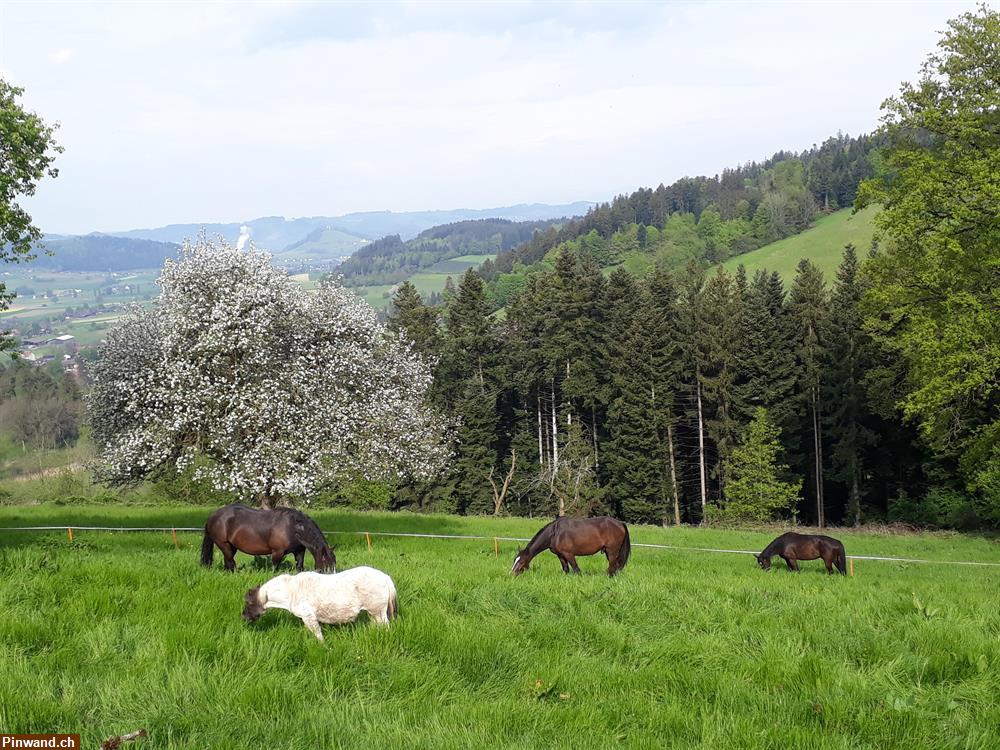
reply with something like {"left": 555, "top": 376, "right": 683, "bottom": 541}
{"left": 494, "top": 537, "right": 499, "bottom": 557}
{"left": 365, "top": 532, "right": 372, "bottom": 552}
{"left": 849, "top": 558, "right": 854, "bottom": 577}
{"left": 67, "top": 527, "right": 73, "bottom": 542}
{"left": 171, "top": 528, "right": 179, "bottom": 550}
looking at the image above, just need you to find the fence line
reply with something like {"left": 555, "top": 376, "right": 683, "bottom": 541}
{"left": 1, "top": 524, "right": 999, "bottom": 569}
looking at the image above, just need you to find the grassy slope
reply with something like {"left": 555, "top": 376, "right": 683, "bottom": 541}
{"left": 721, "top": 206, "right": 878, "bottom": 282}
{"left": 355, "top": 254, "right": 496, "bottom": 310}
{"left": 1, "top": 504, "right": 998, "bottom": 749}
{"left": 273, "top": 228, "right": 370, "bottom": 262}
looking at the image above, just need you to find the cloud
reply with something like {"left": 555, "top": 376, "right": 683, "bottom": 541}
{"left": 51, "top": 48, "right": 76, "bottom": 64}
{"left": 0, "top": 0, "right": 980, "bottom": 234}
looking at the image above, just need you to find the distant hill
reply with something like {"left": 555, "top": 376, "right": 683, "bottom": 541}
{"left": 338, "top": 217, "right": 566, "bottom": 288}
{"left": 109, "top": 202, "right": 594, "bottom": 250}
{"left": 32, "top": 234, "right": 180, "bottom": 272}
{"left": 720, "top": 205, "right": 878, "bottom": 281}
{"left": 274, "top": 227, "right": 371, "bottom": 263}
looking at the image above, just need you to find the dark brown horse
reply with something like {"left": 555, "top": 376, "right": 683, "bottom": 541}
{"left": 511, "top": 516, "right": 630, "bottom": 577}
{"left": 201, "top": 504, "right": 335, "bottom": 573}
{"left": 756, "top": 532, "right": 847, "bottom": 575}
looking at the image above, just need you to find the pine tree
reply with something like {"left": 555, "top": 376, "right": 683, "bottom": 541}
{"left": 700, "top": 267, "right": 745, "bottom": 499}
{"left": 716, "top": 408, "right": 802, "bottom": 522}
{"left": 603, "top": 272, "right": 663, "bottom": 522}
{"left": 646, "top": 266, "right": 684, "bottom": 524}
{"left": 788, "top": 258, "right": 829, "bottom": 526}
{"left": 824, "top": 245, "right": 876, "bottom": 525}
{"left": 388, "top": 281, "right": 439, "bottom": 360}
{"left": 440, "top": 269, "right": 499, "bottom": 514}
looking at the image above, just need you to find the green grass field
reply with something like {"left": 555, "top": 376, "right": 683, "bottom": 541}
{"left": 721, "top": 206, "right": 879, "bottom": 282}
{"left": 1, "top": 504, "right": 997, "bottom": 748}
{"left": 353, "top": 254, "right": 496, "bottom": 310}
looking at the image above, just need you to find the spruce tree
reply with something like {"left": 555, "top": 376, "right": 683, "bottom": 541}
{"left": 824, "top": 245, "right": 876, "bottom": 524}
{"left": 717, "top": 407, "right": 802, "bottom": 522}
{"left": 788, "top": 258, "right": 829, "bottom": 526}
{"left": 440, "top": 269, "right": 499, "bottom": 514}
{"left": 388, "top": 281, "right": 439, "bottom": 360}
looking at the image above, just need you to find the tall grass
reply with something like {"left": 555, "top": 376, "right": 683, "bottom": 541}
{"left": 0, "top": 505, "right": 998, "bottom": 748}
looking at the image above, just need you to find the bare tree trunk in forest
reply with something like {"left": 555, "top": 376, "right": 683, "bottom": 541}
{"left": 536, "top": 391, "right": 544, "bottom": 468}
{"left": 566, "top": 361, "right": 572, "bottom": 427}
{"left": 550, "top": 375, "right": 559, "bottom": 489}
{"left": 591, "top": 404, "right": 599, "bottom": 469}
{"left": 668, "top": 422, "right": 680, "bottom": 526}
{"left": 812, "top": 387, "right": 825, "bottom": 528}
{"left": 850, "top": 470, "right": 860, "bottom": 526}
{"left": 696, "top": 370, "right": 707, "bottom": 517}
{"left": 489, "top": 449, "right": 517, "bottom": 516}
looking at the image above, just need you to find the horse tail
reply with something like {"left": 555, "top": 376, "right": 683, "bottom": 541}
{"left": 200, "top": 526, "right": 215, "bottom": 567}
{"left": 837, "top": 544, "right": 848, "bottom": 575}
{"left": 617, "top": 523, "right": 631, "bottom": 573}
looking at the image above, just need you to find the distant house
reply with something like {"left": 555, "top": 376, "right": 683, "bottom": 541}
{"left": 19, "top": 350, "right": 37, "bottom": 362}
{"left": 21, "top": 337, "right": 49, "bottom": 348}
{"left": 53, "top": 334, "right": 75, "bottom": 343}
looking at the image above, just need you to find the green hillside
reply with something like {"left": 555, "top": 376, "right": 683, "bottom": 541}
{"left": 721, "top": 205, "right": 878, "bottom": 281}
{"left": 354, "top": 254, "right": 496, "bottom": 310}
{"left": 276, "top": 227, "right": 370, "bottom": 262}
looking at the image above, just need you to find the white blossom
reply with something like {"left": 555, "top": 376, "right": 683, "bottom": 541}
{"left": 88, "top": 234, "right": 449, "bottom": 505}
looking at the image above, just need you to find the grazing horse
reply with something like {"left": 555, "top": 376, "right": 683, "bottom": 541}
{"left": 511, "top": 516, "right": 630, "bottom": 577}
{"left": 243, "top": 566, "right": 397, "bottom": 642}
{"left": 201, "top": 503, "right": 335, "bottom": 573}
{"left": 756, "top": 532, "right": 847, "bottom": 575}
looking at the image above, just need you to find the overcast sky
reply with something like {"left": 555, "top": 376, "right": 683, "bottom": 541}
{"left": 0, "top": 0, "right": 974, "bottom": 235}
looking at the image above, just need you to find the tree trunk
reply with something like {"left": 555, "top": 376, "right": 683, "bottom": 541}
{"left": 536, "top": 390, "right": 544, "bottom": 468}
{"left": 696, "top": 370, "right": 707, "bottom": 517}
{"left": 591, "top": 404, "right": 599, "bottom": 469}
{"left": 565, "top": 360, "right": 572, "bottom": 427}
{"left": 850, "top": 469, "right": 861, "bottom": 526}
{"left": 550, "top": 375, "right": 559, "bottom": 487}
{"left": 811, "top": 387, "right": 824, "bottom": 528}
{"left": 668, "top": 422, "right": 680, "bottom": 526}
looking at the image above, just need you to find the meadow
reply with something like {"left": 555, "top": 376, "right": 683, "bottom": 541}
{"left": 0, "top": 504, "right": 998, "bottom": 749}
{"left": 352, "top": 254, "right": 496, "bottom": 310}
{"left": 721, "top": 206, "right": 879, "bottom": 282}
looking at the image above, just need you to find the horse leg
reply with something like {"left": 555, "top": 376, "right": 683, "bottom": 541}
{"left": 788, "top": 558, "right": 801, "bottom": 572}
{"left": 782, "top": 556, "right": 795, "bottom": 572}
{"left": 566, "top": 555, "right": 582, "bottom": 574}
{"left": 823, "top": 555, "right": 834, "bottom": 574}
{"left": 606, "top": 550, "right": 619, "bottom": 577}
{"left": 294, "top": 548, "right": 306, "bottom": 572}
{"left": 551, "top": 549, "right": 570, "bottom": 574}
{"left": 295, "top": 607, "right": 325, "bottom": 642}
{"left": 271, "top": 550, "right": 286, "bottom": 571}
{"left": 220, "top": 542, "right": 237, "bottom": 572}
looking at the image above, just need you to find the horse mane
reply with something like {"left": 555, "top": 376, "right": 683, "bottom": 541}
{"left": 274, "top": 507, "right": 328, "bottom": 551}
{"left": 524, "top": 517, "right": 560, "bottom": 554}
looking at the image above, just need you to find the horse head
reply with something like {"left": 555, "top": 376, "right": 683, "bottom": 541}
{"left": 755, "top": 554, "right": 772, "bottom": 571}
{"left": 316, "top": 543, "right": 337, "bottom": 573}
{"left": 511, "top": 550, "right": 530, "bottom": 576}
{"left": 242, "top": 586, "right": 266, "bottom": 622}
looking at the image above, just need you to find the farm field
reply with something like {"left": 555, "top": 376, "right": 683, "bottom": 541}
{"left": 1, "top": 505, "right": 998, "bottom": 749}
{"left": 352, "top": 254, "right": 496, "bottom": 309}
{"left": 721, "top": 205, "right": 879, "bottom": 282}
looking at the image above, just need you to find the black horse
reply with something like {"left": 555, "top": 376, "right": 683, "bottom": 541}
{"left": 511, "top": 516, "right": 631, "bottom": 577}
{"left": 756, "top": 532, "right": 847, "bottom": 575}
{"left": 201, "top": 503, "right": 335, "bottom": 573}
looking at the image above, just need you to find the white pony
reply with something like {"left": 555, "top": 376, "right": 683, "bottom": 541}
{"left": 243, "top": 566, "right": 397, "bottom": 641}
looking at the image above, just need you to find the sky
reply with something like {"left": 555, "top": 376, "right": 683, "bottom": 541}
{"left": 0, "top": 0, "right": 976, "bottom": 235}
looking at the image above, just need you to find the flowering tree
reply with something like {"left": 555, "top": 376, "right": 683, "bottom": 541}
{"left": 89, "top": 235, "right": 448, "bottom": 507}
